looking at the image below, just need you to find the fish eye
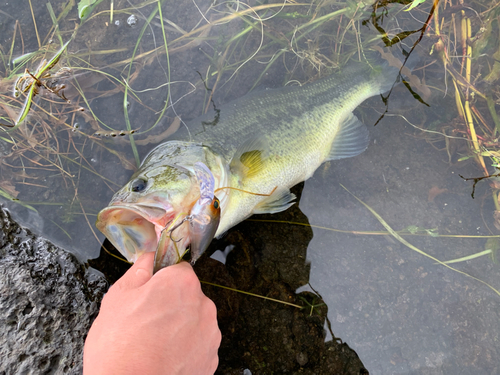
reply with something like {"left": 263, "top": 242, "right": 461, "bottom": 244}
{"left": 213, "top": 198, "right": 219, "bottom": 209}
{"left": 131, "top": 178, "right": 148, "bottom": 192}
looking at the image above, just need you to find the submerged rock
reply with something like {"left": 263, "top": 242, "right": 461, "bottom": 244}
{"left": 0, "top": 206, "right": 107, "bottom": 374}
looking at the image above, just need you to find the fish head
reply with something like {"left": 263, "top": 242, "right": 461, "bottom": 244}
{"left": 96, "top": 141, "right": 229, "bottom": 267}
{"left": 96, "top": 163, "right": 199, "bottom": 263}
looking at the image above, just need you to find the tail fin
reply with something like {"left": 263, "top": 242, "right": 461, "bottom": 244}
{"left": 367, "top": 46, "right": 429, "bottom": 103}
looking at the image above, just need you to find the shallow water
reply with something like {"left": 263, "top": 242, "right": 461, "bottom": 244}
{"left": 299, "top": 111, "right": 500, "bottom": 373}
{"left": 1, "top": 0, "right": 499, "bottom": 373}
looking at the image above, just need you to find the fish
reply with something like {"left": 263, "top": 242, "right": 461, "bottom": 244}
{"left": 96, "top": 49, "right": 407, "bottom": 272}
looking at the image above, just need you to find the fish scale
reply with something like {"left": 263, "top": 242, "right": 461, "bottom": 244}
{"left": 184, "top": 62, "right": 383, "bottom": 156}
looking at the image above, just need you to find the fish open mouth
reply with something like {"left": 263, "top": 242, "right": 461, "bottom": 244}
{"left": 96, "top": 202, "right": 176, "bottom": 263}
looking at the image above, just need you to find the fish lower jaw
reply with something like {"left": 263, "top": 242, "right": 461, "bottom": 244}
{"left": 96, "top": 204, "right": 178, "bottom": 263}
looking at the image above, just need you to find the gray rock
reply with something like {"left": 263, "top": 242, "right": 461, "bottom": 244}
{"left": 0, "top": 206, "right": 107, "bottom": 375}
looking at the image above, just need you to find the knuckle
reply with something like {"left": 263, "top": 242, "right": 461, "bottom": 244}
{"left": 156, "top": 263, "right": 199, "bottom": 288}
{"left": 204, "top": 298, "right": 218, "bottom": 319}
{"left": 210, "top": 356, "right": 219, "bottom": 374}
{"left": 215, "top": 326, "right": 222, "bottom": 346}
{"left": 177, "top": 268, "right": 201, "bottom": 290}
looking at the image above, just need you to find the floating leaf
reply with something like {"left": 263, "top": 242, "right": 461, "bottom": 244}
{"left": 405, "top": 0, "right": 426, "bottom": 12}
{"left": 406, "top": 225, "right": 419, "bottom": 234}
{"left": 426, "top": 228, "right": 439, "bottom": 237}
{"left": 78, "top": 0, "right": 97, "bottom": 19}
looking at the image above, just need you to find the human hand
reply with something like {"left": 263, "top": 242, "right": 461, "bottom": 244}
{"left": 83, "top": 252, "right": 221, "bottom": 375}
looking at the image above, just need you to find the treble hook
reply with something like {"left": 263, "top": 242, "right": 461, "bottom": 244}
{"left": 160, "top": 214, "right": 192, "bottom": 243}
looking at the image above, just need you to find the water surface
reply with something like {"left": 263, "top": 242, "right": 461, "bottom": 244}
{"left": 1, "top": 0, "right": 498, "bottom": 373}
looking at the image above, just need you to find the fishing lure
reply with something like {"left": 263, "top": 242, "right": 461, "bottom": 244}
{"left": 188, "top": 162, "right": 221, "bottom": 264}
{"left": 153, "top": 162, "right": 220, "bottom": 272}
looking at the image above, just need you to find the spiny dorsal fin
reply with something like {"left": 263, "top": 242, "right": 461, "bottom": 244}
{"left": 230, "top": 135, "right": 269, "bottom": 179}
{"left": 253, "top": 188, "right": 296, "bottom": 214}
{"left": 327, "top": 113, "right": 369, "bottom": 161}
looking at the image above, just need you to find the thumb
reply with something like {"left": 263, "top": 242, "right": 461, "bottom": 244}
{"left": 116, "top": 252, "right": 155, "bottom": 290}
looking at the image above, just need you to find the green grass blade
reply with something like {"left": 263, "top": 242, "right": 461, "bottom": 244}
{"left": 439, "top": 249, "right": 492, "bottom": 264}
{"left": 201, "top": 280, "right": 302, "bottom": 308}
{"left": 0, "top": 189, "right": 38, "bottom": 212}
{"left": 10, "top": 39, "right": 71, "bottom": 129}
{"left": 13, "top": 82, "right": 37, "bottom": 127}
{"left": 8, "top": 23, "right": 17, "bottom": 69}
{"left": 49, "top": 219, "right": 73, "bottom": 239}
{"left": 11, "top": 51, "right": 37, "bottom": 68}
{"left": 340, "top": 184, "right": 500, "bottom": 297}
{"left": 39, "top": 38, "right": 71, "bottom": 75}
{"left": 46, "top": 2, "right": 64, "bottom": 46}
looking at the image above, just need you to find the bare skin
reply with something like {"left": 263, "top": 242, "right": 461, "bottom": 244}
{"left": 83, "top": 252, "right": 221, "bottom": 374}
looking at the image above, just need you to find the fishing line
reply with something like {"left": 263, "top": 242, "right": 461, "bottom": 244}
{"left": 214, "top": 185, "right": 277, "bottom": 196}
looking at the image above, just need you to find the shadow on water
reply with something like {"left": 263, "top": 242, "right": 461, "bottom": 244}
{"left": 203, "top": 191, "right": 367, "bottom": 374}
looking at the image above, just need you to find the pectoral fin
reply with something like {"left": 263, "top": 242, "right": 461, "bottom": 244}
{"left": 253, "top": 188, "right": 296, "bottom": 214}
{"left": 230, "top": 135, "right": 269, "bottom": 179}
{"left": 327, "top": 113, "right": 369, "bottom": 161}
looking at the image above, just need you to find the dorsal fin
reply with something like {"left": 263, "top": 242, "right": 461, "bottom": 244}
{"left": 327, "top": 113, "right": 369, "bottom": 161}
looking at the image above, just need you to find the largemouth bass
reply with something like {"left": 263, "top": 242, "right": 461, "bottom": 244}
{"left": 96, "top": 50, "right": 404, "bottom": 271}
